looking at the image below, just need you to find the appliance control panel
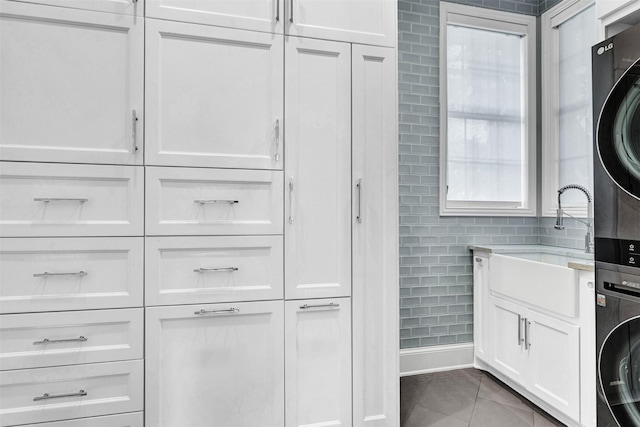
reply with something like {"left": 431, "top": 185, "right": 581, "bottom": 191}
{"left": 596, "top": 238, "right": 640, "bottom": 267}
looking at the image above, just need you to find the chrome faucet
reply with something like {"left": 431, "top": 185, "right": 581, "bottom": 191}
{"left": 555, "top": 184, "right": 594, "bottom": 254}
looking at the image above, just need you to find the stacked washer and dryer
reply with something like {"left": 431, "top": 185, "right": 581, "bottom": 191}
{"left": 592, "top": 23, "right": 640, "bottom": 427}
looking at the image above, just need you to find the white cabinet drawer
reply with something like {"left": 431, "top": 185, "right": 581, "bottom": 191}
{"left": 0, "top": 2, "right": 144, "bottom": 165}
{"left": 0, "top": 162, "right": 144, "bottom": 237}
{"left": 0, "top": 308, "right": 143, "bottom": 371}
{"left": 146, "top": 19, "right": 283, "bottom": 170}
{"left": 146, "top": 235, "right": 283, "bottom": 306}
{"left": 145, "top": 167, "right": 283, "bottom": 236}
{"left": 0, "top": 360, "right": 143, "bottom": 427}
{"left": 146, "top": 301, "right": 284, "bottom": 427}
{"left": 3, "top": 0, "right": 144, "bottom": 16}
{"left": 0, "top": 237, "right": 143, "bottom": 314}
{"left": 20, "top": 412, "right": 143, "bottom": 427}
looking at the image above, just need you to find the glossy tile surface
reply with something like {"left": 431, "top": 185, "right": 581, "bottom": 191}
{"left": 401, "top": 369, "right": 566, "bottom": 427}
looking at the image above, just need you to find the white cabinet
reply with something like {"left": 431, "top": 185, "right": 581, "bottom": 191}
{"left": 0, "top": 1, "right": 144, "bottom": 165}
{"left": 145, "top": 301, "right": 285, "bottom": 427}
{"left": 286, "top": 0, "right": 396, "bottom": 46}
{"left": 145, "top": 20, "right": 284, "bottom": 170}
{"left": 0, "top": 237, "right": 143, "bottom": 313}
{"left": 146, "top": 0, "right": 283, "bottom": 34}
{"left": 284, "top": 36, "right": 351, "bottom": 300}
{"left": 285, "top": 298, "right": 351, "bottom": 427}
{"left": 5, "top": 0, "right": 144, "bottom": 15}
{"left": 489, "top": 296, "right": 527, "bottom": 384}
{"left": 145, "top": 235, "right": 283, "bottom": 306}
{"left": 352, "top": 44, "right": 398, "bottom": 427}
{"left": 473, "top": 254, "right": 490, "bottom": 363}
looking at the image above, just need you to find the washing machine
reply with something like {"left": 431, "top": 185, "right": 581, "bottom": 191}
{"left": 593, "top": 23, "right": 640, "bottom": 427}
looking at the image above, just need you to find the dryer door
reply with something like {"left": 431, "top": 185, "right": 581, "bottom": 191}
{"left": 597, "top": 60, "right": 640, "bottom": 200}
{"left": 599, "top": 316, "right": 640, "bottom": 426}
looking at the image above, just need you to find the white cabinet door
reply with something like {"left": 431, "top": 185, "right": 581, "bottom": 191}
{"left": 0, "top": 1, "right": 143, "bottom": 165}
{"left": 145, "top": 166, "right": 283, "bottom": 236}
{"left": 0, "top": 360, "right": 143, "bottom": 427}
{"left": 0, "top": 308, "right": 143, "bottom": 371}
{"left": 145, "top": 301, "right": 285, "bottom": 427}
{"left": 285, "top": 0, "right": 396, "bottom": 47}
{"left": 284, "top": 36, "right": 351, "bottom": 300}
{"left": 285, "top": 298, "right": 351, "bottom": 427}
{"left": 489, "top": 295, "right": 526, "bottom": 384}
{"left": 145, "top": 20, "right": 284, "bottom": 169}
{"left": 145, "top": 235, "right": 283, "bottom": 306}
{"left": 526, "top": 309, "right": 580, "bottom": 422}
{"left": 0, "top": 162, "right": 144, "bottom": 237}
{"left": 352, "top": 44, "right": 398, "bottom": 427}
{"left": 473, "top": 254, "right": 490, "bottom": 363}
{"left": 0, "top": 237, "right": 143, "bottom": 313}
{"left": 4, "top": 0, "right": 144, "bottom": 15}
{"left": 146, "top": 0, "right": 283, "bottom": 34}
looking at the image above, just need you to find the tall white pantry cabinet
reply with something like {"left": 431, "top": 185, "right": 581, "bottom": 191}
{"left": 0, "top": 0, "right": 399, "bottom": 426}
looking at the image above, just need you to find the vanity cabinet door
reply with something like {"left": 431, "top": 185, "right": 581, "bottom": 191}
{"left": 145, "top": 301, "right": 284, "bottom": 427}
{"left": 0, "top": 1, "right": 144, "bottom": 165}
{"left": 489, "top": 295, "right": 527, "bottom": 384}
{"left": 526, "top": 309, "right": 580, "bottom": 422}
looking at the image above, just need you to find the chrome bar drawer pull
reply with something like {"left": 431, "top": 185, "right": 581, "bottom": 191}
{"left": 34, "top": 198, "right": 88, "bottom": 203}
{"left": 33, "top": 336, "right": 87, "bottom": 345}
{"left": 356, "top": 178, "right": 362, "bottom": 223}
{"left": 289, "top": 0, "right": 293, "bottom": 22}
{"left": 33, "top": 271, "right": 87, "bottom": 278}
{"left": 194, "top": 267, "right": 238, "bottom": 273}
{"left": 131, "top": 109, "right": 139, "bottom": 152}
{"left": 300, "top": 303, "right": 340, "bottom": 309}
{"left": 194, "top": 199, "right": 239, "bottom": 205}
{"left": 194, "top": 308, "right": 239, "bottom": 315}
{"left": 288, "top": 176, "right": 294, "bottom": 224}
{"left": 275, "top": 119, "right": 280, "bottom": 162}
{"left": 33, "top": 390, "right": 87, "bottom": 401}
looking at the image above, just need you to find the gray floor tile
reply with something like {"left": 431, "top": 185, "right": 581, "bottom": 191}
{"left": 534, "top": 411, "right": 566, "bottom": 426}
{"left": 410, "top": 371, "right": 481, "bottom": 422}
{"left": 469, "top": 397, "right": 534, "bottom": 427}
{"left": 477, "top": 373, "right": 534, "bottom": 413}
{"left": 404, "top": 405, "right": 470, "bottom": 427}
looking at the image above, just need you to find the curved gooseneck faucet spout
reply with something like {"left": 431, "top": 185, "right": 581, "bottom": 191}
{"left": 555, "top": 184, "right": 594, "bottom": 254}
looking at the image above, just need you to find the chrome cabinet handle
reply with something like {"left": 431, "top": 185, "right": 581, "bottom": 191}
{"left": 275, "top": 119, "right": 280, "bottom": 162}
{"left": 356, "top": 178, "right": 362, "bottom": 223}
{"left": 132, "top": 109, "right": 139, "bottom": 152}
{"left": 194, "top": 308, "right": 239, "bottom": 315}
{"left": 194, "top": 267, "right": 238, "bottom": 273}
{"left": 289, "top": 0, "right": 293, "bottom": 22}
{"left": 524, "top": 319, "right": 531, "bottom": 350}
{"left": 276, "top": 0, "right": 280, "bottom": 21}
{"left": 33, "top": 271, "right": 87, "bottom": 278}
{"left": 288, "top": 176, "right": 294, "bottom": 224}
{"left": 34, "top": 198, "right": 88, "bottom": 203}
{"left": 33, "top": 336, "right": 87, "bottom": 345}
{"left": 517, "top": 314, "right": 522, "bottom": 346}
{"left": 300, "top": 303, "right": 340, "bottom": 309}
{"left": 34, "top": 390, "right": 87, "bottom": 402}
{"left": 194, "top": 199, "right": 239, "bottom": 204}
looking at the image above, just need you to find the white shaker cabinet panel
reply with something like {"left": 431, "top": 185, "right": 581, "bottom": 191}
{"left": 284, "top": 37, "right": 351, "bottom": 300}
{"left": 3, "top": 0, "right": 144, "bottom": 15}
{"left": 145, "top": 166, "right": 283, "bottom": 236}
{"left": 145, "top": 235, "right": 283, "bottom": 306}
{"left": 0, "top": 360, "right": 143, "bottom": 427}
{"left": 0, "top": 308, "right": 143, "bottom": 371}
{"left": 352, "top": 44, "right": 398, "bottom": 427}
{"left": 285, "top": 0, "right": 396, "bottom": 47}
{"left": 0, "top": 1, "right": 144, "bottom": 165}
{"left": 285, "top": 298, "right": 352, "bottom": 427}
{"left": 489, "top": 295, "right": 527, "bottom": 385}
{"left": 0, "top": 163, "right": 144, "bottom": 237}
{"left": 145, "top": 20, "right": 284, "bottom": 170}
{"left": 20, "top": 412, "right": 143, "bottom": 427}
{"left": 146, "top": 0, "right": 283, "bottom": 34}
{"left": 145, "top": 301, "right": 285, "bottom": 427}
{"left": 0, "top": 237, "right": 143, "bottom": 313}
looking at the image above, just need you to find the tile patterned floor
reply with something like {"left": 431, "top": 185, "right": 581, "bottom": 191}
{"left": 401, "top": 368, "right": 567, "bottom": 427}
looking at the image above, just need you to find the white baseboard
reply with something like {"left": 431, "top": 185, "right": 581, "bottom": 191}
{"left": 400, "top": 343, "right": 474, "bottom": 377}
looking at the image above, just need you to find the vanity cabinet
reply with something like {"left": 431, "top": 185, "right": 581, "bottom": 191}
{"left": 0, "top": 1, "right": 144, "bottom": 165}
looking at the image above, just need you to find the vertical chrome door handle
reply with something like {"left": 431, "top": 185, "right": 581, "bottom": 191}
{"left": 288, "top": 176, "right": 294, "bottom": 224}
{"left": 132, "top": 109, "right": 139, "bottom": 153}
{"left": 276, "top": 0, "right": 280, "bottom": 21}
{"left": 275, "top": 119, "right": 280, "bottom": 162}
{"left": 524, "top": 319, "right": 531, "bottom": 350}
{"left": 289, "top": 0, "right": 293, "bottom": 22}
{"left": 356, "top": 178, "right": 362, "bottom": 223}
{"left": 517, "top": 314, "right": 522, "bottom": 346}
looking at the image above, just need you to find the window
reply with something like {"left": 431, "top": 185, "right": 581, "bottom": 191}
{"left": 542, "top": 0, "right": 596, "bottom": 216}
{"left": 439, "top": 2, "right": 537, "bottom": 216}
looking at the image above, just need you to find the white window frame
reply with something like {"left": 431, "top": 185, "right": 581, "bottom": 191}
{"left": 541, "top": 0, "right": 596, "bottom": 218}
{"left": 439, "top": 2, "right": 537, "bottom": 216}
